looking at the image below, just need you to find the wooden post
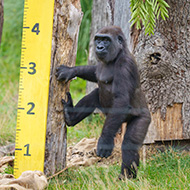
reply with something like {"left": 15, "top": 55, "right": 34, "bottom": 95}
{"left": 44, "top": 0, "right": 83, "bottom": 176}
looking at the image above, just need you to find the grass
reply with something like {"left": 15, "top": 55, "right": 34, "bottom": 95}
{"left": 67, "top": 114, "right": 104, "bottom": 146}
{"left": 144, "top": 149, "right": 190, "bottom": 189}
{"left": 47, "top": 148, "right": 190, "bottom": 189}
{"left": 0, "top": 83, "right": 18, "bottom": 145}
{"left": 0, "top": 0, "right": 24, "bottom": 145}
{"left": 0, "top": 0, "right": 23, "bottom": 87}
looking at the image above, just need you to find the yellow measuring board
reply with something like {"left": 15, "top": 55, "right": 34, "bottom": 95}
{"left": 14, "top": 0, "right": 54, "bottom": 178}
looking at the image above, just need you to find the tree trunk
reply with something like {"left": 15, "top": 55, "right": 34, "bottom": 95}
{"left": 114, "top": 0, "right": 133, "bottom": 52}
{"left": 0, "top": 0, "right": 3, "bottom": 45}
{"left": 87, "top": 0, "right": 114, "bottom": 94}
{"left": 45, "top": 0, "right": 83, "bottom": 176}
{"left": 87, "top": 0, "right": 133, "bottom": 93}
{"left": 88, "top": 0, "right": 190, "bottom": 144}
{"left": 134, "top": 0, "right": 190, "bottom": 142}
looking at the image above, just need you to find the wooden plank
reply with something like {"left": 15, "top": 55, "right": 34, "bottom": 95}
{"left": 144, "top": 104, "right": 183, "bottom": 143}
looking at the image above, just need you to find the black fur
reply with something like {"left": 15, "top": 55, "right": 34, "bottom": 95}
{"left": 56, "top": 26, "right": 151, "bottom": 179}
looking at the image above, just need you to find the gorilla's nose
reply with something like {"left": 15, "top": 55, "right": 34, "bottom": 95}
{"left": 97, "top": 45, "right": 105, "bottom": 52}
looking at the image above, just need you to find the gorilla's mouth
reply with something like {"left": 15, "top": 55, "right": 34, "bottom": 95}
{"left": 96, "top": 51, "right": 107, "bottom": 59}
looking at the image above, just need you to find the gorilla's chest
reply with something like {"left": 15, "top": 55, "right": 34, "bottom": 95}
{"left": 96, "top": 63, "right": 114, "bottom": 84}
{"left": 96, "top": 63, "right": 114, "bottom": 108}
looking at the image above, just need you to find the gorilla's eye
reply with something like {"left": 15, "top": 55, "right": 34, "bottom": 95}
{"left": 95, "top": 38, "right": 101, "bottom": 44}
{"left": 103, "top": 38, "right": 111, "bottom": 45}
{"left": 104, "top": 38, "right": 109, "bottom": 42}
{"left": 118, "top": 36, "right": 123, "bottom": 44}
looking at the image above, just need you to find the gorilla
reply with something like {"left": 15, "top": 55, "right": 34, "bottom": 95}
{"left": 56, "top": 26, "right": 151, "bottom": 179}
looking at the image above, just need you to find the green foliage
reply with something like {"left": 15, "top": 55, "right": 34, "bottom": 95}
{"left": 76, "top": 0, "right": 92, "bottom": 65}
{"left": 4, "top": 165, "right": 14, "bottom": 175}
{"left": 130, "top": 0, "right": 170, "bottom": 35}
{"left": 69, "top": 0, "right": 93, "bottom": 121}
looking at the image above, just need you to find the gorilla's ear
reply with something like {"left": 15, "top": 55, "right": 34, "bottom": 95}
{"left": 118, "top": 35, "right": 124, "bottom": 44}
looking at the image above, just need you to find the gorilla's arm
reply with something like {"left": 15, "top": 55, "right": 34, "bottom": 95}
{"left": 56, "top": 65, "right": 97, "bottom": 82}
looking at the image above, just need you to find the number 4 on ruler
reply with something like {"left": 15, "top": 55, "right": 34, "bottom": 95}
{"left": 31, "top": 23, "right": 40, "bottom": 35}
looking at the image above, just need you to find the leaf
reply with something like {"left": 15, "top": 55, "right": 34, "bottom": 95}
{"left": 160, "top": 0, "right": 170, "bottom": 8}
{"left": 130, "top": 16, "right": 140, "bottom": 27}
{"left": 136, "top": 20, "right": 142, "bottom": 30}
{"left": 157, "top": 9, "right": 161, "bottom": 19}
{"left": 161, "top": 11, "right": 166, "bottom": 20}
{"left": 129, "top": 0, "right": 169, "bottom": 35}
{"left": 155, "top": 3, "right": 160, "bottom": 14}
{"left": 160, "top": 5, "right": 169, "bottom": 15}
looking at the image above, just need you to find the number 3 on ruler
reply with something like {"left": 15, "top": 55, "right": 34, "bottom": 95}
{"left": 31, "top": 23, "right": 40, "bottom": 35}
{"left": 28, "top": 62, "right": 36, "bottom": 75}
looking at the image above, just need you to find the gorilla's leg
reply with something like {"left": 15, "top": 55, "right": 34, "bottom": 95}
{"left": 121, "top": 109, "right": 151, "bottom": 179}
{"left": 62, "top": 88, "right": 101, "bottom": 126}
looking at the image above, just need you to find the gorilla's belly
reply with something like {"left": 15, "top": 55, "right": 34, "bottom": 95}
{"left": 98, "top": 82, "right": 113, "bottom": 109}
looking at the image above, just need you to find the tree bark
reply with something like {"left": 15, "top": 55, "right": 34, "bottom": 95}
{"left": 134, "top": 0, "right": 190, "bottom": 142}
{"left": 114, "top": 0, "right": 133, "bottom": 52}
{"left": 87, "top": 0, "right": 114, "bottom": 94}
{"left": 0, "top": 0, "right": 3, "bottom": 45}
{"left": 45, "top": 0, "right": 83, "bottom": 176}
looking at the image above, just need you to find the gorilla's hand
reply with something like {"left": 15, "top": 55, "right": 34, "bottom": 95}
{"left": 97, "top": 136, "right": 114, "bottom": 158}
{"left": 56, "top": 65, "right": 76, "bottom": 82}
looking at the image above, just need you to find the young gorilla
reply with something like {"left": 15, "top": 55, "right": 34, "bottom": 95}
{"left": 56, "top": 26, "right": 151, "bottom": 179}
